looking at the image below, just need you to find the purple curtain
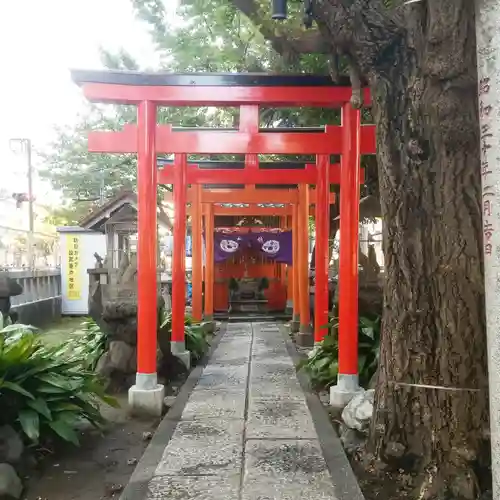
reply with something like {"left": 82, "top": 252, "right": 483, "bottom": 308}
{"left": 249, "top": 231, "right": 293, "bottom": 264}
{"left": 212, "top": 231, "right": 293, "bottom": 263}
{"left": 213, "top": 232, "right": 252, "bottom": 262}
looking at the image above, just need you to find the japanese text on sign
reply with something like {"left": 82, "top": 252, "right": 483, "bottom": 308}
{"left": 66, "top": 235, "right": 81, "bottom": 300}
{"left": 479, "top": 77, "right": 495, "bottom": 258}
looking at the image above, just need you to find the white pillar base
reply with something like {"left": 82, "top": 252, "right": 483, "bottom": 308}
{"left": 290, "top": 314, "right": 300, "bottom": 333}
{"left": 171, "top": 340, "right": 191, "bottom": 369}
{"left": 296, "top": 324, "right": 314, "bottom": 346}
{"left": 128, "top": 373, "right": 165, "bottom": 417}
{"left": 330, "top": 373, "right": 364, "bottom": 409}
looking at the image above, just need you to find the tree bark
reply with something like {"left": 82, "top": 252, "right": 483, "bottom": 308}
{"left": 313, "top": 1, "right": 489, "bottom": 497}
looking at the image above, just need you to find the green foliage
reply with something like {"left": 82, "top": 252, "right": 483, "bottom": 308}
{"left": 258, "top": 277, "right": 270, "bottom": 291}
{"left": 160, "top": 310, "right": 211, "bottom": 363}
{"left": 66, "top": 318, "right": 107, "bottom": 371}
{"left": 40, "top": 0, "right": 341, "bottom": 210}
{"left": 184, "top": 324, "right": 210, "bottom": 362}
{"left": 160, "top": 310, "right": 193, "bottom": 330}
{"left": 300, "top": 334, "right": 340, "bottom": 388}
{"left": 0, "top": 324, "right": 117, "bottom": 447}
{"left": 229, "top": 277, "right": 239, "bottom": 291}
{"left": 39, "top": 104, "right": 137, "bottom": 205}
{"left": 299, "top": 316, "right": 380, "bottom": 389}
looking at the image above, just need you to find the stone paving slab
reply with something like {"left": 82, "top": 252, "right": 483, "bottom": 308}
{"left": 147, "top": 475, "right": 240, "bottom": 500}
{"left": 241, "top": 440, "right": 337, "bottom": 500}
{"left": 251, "top": 361, "right": 299, "bottom": 381}
{"left": 247, "top": 398, "right": 317, "bottom": 439}
{"left": 181, "top": 389, "right": 246, "bottom": 420}
{"left": 249, "top": 382, "right": 305, "bottom": 401}
{"left": 133, "top": 321, "right": 363, "bottom": 500}
{"left": 210, "top": 347, "right": 251, "bottom": 363}
{"left": 155, "top": 419, "right": 244, "bottom": 476}
{"left": 195, "top": 365, "right": 249, "bottom": 390}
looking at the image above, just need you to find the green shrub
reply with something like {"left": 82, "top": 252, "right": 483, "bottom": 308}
{"left": 0, "top": 324, "right": 117, "bottom": 447}
{"left": 299, "top": 315, "right": 380, "bottom": 389}
{"left": 160, "top": 311, "right": 194, "bottom": 330}
{"left": 185, "top": 324, "right": 209, "bottom": 362}
{"left": 258, "top": 277, "right": 269, "bottom": 291}
{"left": 62, "top": 318, "right": 106, "bottom": 371}
{"left": 160, "top": 310, "right": 210, "bottom": 362}
{"left": 228, "top": 277, "right": 239, "bottom": 292}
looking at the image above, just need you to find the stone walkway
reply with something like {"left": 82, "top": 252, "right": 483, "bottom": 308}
{"left": 136, "top": 322, "right": 362, "bottom": 500}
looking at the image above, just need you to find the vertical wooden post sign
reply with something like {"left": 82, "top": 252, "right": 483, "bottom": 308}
{"left": 475, "top": 1, "right": 500, "bottom": 495}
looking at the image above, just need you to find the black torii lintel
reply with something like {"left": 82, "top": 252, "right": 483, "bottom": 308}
{"left": 70, "top": 69, "right": 353, "bottom": 88}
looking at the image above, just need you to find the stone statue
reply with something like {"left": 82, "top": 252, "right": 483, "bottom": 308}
{"left": 88, "top": 253, "right": 185, "bottom": 392}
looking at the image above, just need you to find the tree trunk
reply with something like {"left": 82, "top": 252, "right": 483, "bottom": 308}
{"left": 314, "top": 1, "right": 489, "bottom": 497}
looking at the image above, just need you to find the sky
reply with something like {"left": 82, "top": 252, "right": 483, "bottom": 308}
{"left": 0, "top": 0, "right": 178, "bottom": 203}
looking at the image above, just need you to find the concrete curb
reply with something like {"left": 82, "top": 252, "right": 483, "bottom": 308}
{"left": 281, "top": 324, "right": 366, "bottom": 500}
{"left": 119, "top": 323, "right": 228, "bottom": 500}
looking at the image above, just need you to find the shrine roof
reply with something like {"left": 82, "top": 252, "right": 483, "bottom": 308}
{"left": 79, "top": 190, "right": 172, "bottom": 232}
{"left": 71, "top": 69, "right": 353, "bottom": 88}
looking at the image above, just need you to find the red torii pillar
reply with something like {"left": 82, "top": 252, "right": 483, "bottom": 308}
{"left": 129, "top": 100, "right": 164, "bottom": 416}
{"left": 204, "top": 204, "right": 215, "bottom": 326}
{"left": 296, "top": 184, "right": 311, "bottom": 344}
{"left": 279, "top": 216, "right": 287, "bottom": 288}
{"left": 191, "top": 185, "right": 203, "bottom": 322}
{"left": 330, "top": 103, "right": 363, "bottom": 407}
{"left": 291, "top": 203, "right": 300, "bottom": 332}
{"left": 286, "top": 214, "right": 294, "bottom": 315}
{"left": 314, "top": 154, "right": 331, "bottom": 343}
{"left": 171, "top": 154, "right": 191, "bottom": 368}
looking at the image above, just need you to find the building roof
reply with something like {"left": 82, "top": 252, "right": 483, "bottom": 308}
{"left": 78, "top": 190, "right": 172, "bottom": 232}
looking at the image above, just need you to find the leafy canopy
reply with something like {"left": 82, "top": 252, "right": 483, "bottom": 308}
{"left": 40, "top": 0, "right": 341, "bottom": 212}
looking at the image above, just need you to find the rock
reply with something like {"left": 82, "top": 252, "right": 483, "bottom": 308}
{"left": 342, "top": 389, "right": 374, "bottom": 432}
{"left": 318, "top": 391, "right": 330, "bottom": 406}
{"left": 0, "top": 427, "right": 23, "bottom": 465}
{"left": 95, "top": 352, "right": 113, "bottom": 377}
{"left": 108, "top": 341, "right": 134, "bottom": 372}
{"left": 163, "top": 288, "right": 171, "bottom": 313}
{"left": 384, "top": 441, "right": 405, "bottom": 460}
{"left": 0, "top": 463, "right": 22, "bottom": 499}
{"left": 127, "top": 347, "right": 138, "bottom": 373}
{"left": 104, "top": 483, "right": 124, "bottom": 497}
{"left": 338, "top": 423, "right": 366, "bottom": 453}
{"left": 163, "top": 396, "right": 177, "bottom": 408}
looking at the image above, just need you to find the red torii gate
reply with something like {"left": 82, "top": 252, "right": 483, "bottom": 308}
{"left": 168, "top": 185, "right": 337, "bottom": 320}
{"left": 71, "top": 70, "right": 375, "bottom": 414}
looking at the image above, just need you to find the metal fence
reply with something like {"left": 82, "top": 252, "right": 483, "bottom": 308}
{"left": 0, "top": 225, "right": 60, "bottom": 270}
{"left": 9, "top": 270, "right": 61, "bottom": 308}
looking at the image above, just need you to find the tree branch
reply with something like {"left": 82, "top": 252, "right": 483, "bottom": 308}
{"left": 313, "top": 0, "right": 404, "bottom": 75}
{"left": 231, "top": 0, "right": 330, "bottom": 55}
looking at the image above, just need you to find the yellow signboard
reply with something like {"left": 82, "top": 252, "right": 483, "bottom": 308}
{"left": 66, "top": 235, "right": 81, "bottom": 300}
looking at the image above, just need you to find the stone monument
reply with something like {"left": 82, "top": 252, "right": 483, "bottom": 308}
{"left": 88, "top": 253, "right": 184, "bottom": 392}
